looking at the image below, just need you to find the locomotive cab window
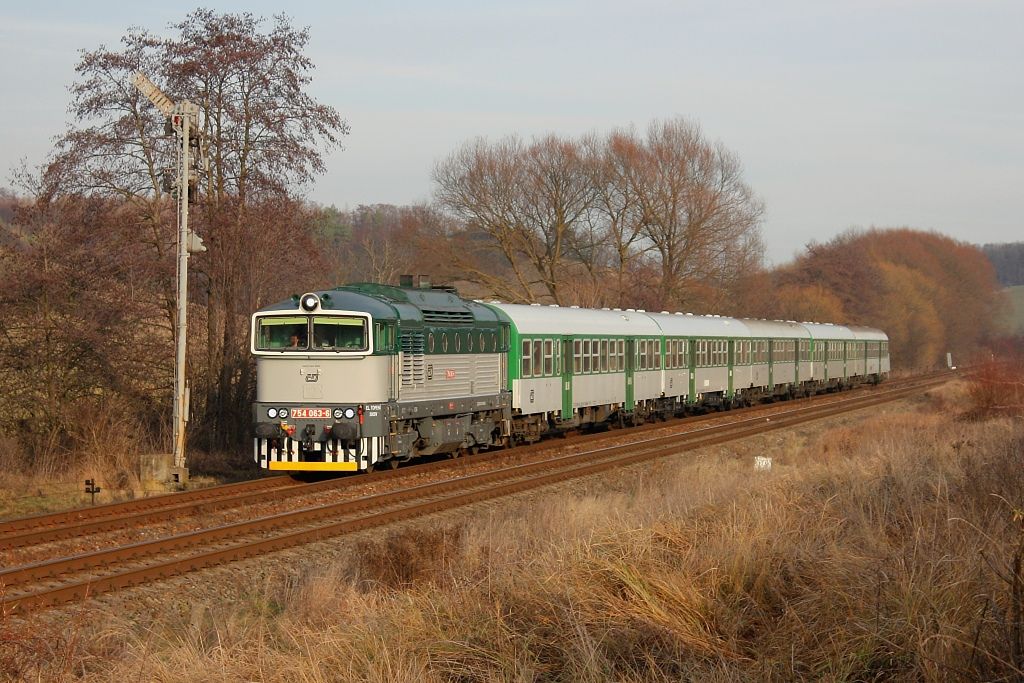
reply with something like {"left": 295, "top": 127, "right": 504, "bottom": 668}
{"left": 257, "top": 316, "right": 308, "bottom": 350}
{"left": 255, "top": 315, "right": 368, "bottom": 351}
{"left": 313, "top": 316, "right": 368, "bottom": 350}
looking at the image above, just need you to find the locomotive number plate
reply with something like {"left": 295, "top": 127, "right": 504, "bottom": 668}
{"left": 291, "top": 408, "right": 331, "bottom": 419}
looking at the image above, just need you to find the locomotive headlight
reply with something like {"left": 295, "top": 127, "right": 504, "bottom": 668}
{"left": 267, "top": 407, "right": 278, "bottom": 419}
{"left": 343, "top": 408, "right": 356, "bottom": 419}
{"left": 300, "top": 293, "right": 319, "bottom": 311}
{"left": 333, "top": 408, "right": 344, "bottom": 419}
{"left": 279, "top": 407, "right": 289, "bottom": 419}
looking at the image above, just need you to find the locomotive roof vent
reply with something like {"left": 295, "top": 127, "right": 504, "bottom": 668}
{"left": 423, "top": 309, "right": 475, "bottom": 324}
{"left": 300, "top": 293, "right": 320, "bottom": 311}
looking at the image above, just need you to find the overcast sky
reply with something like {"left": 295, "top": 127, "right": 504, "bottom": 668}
{"left": 1, "top": 1, "right": 1020, "bottom": 264}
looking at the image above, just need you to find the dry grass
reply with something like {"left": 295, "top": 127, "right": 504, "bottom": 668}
{"left": 965, "top": 353, "right": 1024, "bottom": 419}
{"left": 7, "top": 381, "right": 1024, "bottom": 681}
{"left": 0, "top": 400, "right": 256, "bottom": 520}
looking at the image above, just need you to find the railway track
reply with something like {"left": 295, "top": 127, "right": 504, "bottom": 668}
{"left": 0, "top": 373, "right": 949, "bottom": 614}
{"left": 0, "top": 373, "right": 938, "bottom": 551}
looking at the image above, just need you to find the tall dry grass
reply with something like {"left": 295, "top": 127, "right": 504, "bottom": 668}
{"left": 965, "top": 352, "right": 1024, "bottom": 419}
{"left": 7, "top": 381, "right": 1024, "bottom": 681}
{"left": 0, "top": 397, "right": 172, "bottom": 518}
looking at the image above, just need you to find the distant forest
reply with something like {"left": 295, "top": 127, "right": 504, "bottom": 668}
{"left": 982, "top": 242, "right": 1024, "bottom": 286}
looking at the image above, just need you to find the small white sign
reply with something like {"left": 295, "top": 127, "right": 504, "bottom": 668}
{"left": 754, "top": 456, "right": 772, "bottom": 471}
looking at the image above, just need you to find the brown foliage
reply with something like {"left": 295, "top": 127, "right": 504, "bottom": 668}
{"left": 0, "top": 192, "right": 171, "bottom": 467}
{"left": 738, "top": 228, "right": 1003, "bottom": 369}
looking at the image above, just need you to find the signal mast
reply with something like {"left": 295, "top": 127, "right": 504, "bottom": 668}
{"left": 131, "top": 72, "right": 206, "bottom": 482}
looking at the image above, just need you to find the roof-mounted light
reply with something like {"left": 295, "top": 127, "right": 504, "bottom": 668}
{"left": 300, "top": 293, "right": 320, "bottom": 312}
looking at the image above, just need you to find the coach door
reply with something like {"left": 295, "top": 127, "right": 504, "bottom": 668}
{"left": 727, "top": 339, "right": 735, "bottom": 399}
{"left": 561, "top": 337, "right": 573, "bottom": 419}
{"left": 625, "top": 338, "right": 635, "bottom": 411}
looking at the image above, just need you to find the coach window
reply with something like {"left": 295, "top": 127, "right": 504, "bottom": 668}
{"left": 532, "top": 340, "right": 543, "bottom": 376}
{"left": 574, "top": 340, "right": 582, "bottom": 373}
{"left": 544, "top": 339, "right": 554, "bottom": 376}
{"left": 589, "top": 339, "right": 598, "bottom": 373}
{"left": 521, "top": 339, "right": 532, "bottom": 377}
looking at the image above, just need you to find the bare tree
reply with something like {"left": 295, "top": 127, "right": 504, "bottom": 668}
{"left": 631, "top": 119, "right": 764, "bottom": 311}
{"left": 434, "top": 135, "right": 594, "bottom": 304}
{"left": 41, "top": 10, "right": 347, "bottom": 450}
{"left": 580, "top": 130, "right": 651, "bottom": 307}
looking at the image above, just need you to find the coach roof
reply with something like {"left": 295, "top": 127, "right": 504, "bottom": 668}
{"left": 486, "top": 303, "right": 663, "bottom": 336}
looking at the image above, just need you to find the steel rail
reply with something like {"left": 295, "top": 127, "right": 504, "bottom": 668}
{"left": 0, "top": 371, "right": 947, "bottom": 548}
{"left": 0, "top": 476, "right": 294, "bottom": 536}
{"left": 0, "top": 376, "right": 944, "bottom": 613}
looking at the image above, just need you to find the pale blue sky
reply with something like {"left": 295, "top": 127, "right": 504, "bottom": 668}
{"left": 1, "top": 1, "right": 1021, "bottom": 263}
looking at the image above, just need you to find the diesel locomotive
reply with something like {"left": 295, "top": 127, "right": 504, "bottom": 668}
{"left": 250, "top": 281, "right": 889, "bottom": 472}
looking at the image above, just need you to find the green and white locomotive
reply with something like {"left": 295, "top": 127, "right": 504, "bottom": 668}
{"left": 251, "top": 281, "right": 890, "bottom": 473}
